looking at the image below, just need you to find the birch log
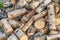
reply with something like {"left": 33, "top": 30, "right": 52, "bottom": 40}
{"left": 22, "top": 18, "right": 33, "bottom": 32}
{"left": 1, "top": 19, "right": 13, "bottom": 35}
{"left": 47, "top": 34, "right": 60, "bottom": 40}
{"left": 7, "top": 34, "right": 18, "bottom": 40}
{"left": 0, "top": 31, "right": 8, "bottom": 40}
{"left": 27, "top": 25, "right": 36, "bottom": 37}
{"left": 29, "top": 0, "right": 44, "bottom": 9}
{"left": 14, "top": 28, "right": 28, "bottom": 40}
{"left": 8, "top": 8, "right": 27, "bottom": 19}
{"left": 47, "top": 3, "right": 56, "bottom": 30}
{"left": 21, "top": 10, "right": 35, "bottom": 23}
{"left": 33, "top": 10, "right": 47, "bottom": 21}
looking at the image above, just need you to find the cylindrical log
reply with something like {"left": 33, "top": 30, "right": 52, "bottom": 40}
{"left": 18, "top": 0, "right": 26, "bottom": 7}
{"left": 43, "top": 0, "right": 51, "bottom": 6}
{"left": 34, "top": 36, "right": 46, "bottom": 40}
{"left": 19, "top": 22, "right": 24, "bottom": 29}
{"left": 10, "top": 0, "right": 16, "bottom": 5}
{"left": 56, "top": 24, "right": 60, "bottom": 30}
{"left": 36, "top": 3, "right": 44, "bottom": 14}
{"left": 0, "top": 31, "right": 8, "bottom": 40}
{"left": 4, "top": 1, "right": 11, "bottom": 7}
{"left": 34, "top": 33, "right": 46, "bottom": 40}
{"left": 55, "top": 4, "right": 59, "bottom": 14}
{"left": 47, "top": 3, "right": 56, "bottom": 30}
{"left": 8, "top": 19, "right": 19, "bottom": 28}
{"left": 56, "top": 13, "right": 60, "bottom": 18}
{"left": 8, "top": 8, "right": 27, "bottom": 19}
{"left": 26, "top": 10, "right": 35, "bottom": 17}
{"left": 49, "top": 30, "right": 58, "bottom": 35}
{"left": 47, "top": 34, "right": 60, "bottom": 40}
{"left": 55, "top": 18, "right": 60, "bottom": 25}
{"left": 1, "top": 19, "right": 13, "bottom": 35}
{"left": 29, "top": 0, "right": 44, "bottom": 9}
{"left": 7, "top": 34, "right": 18, "bottom": 40}
{"left": 25, "top": 0, "right": 32, "bottom": 2}
{"left": 22, "top": 18, "right": 33, "bottom": 32}
{"left": 27, "top": 25, "right": 36, "bottom": 37}
{"left": 21, "top": 10, "right": 35, "bottom": 23}
{"left": 14, "top": 28, "right": 28, "bottom": 40}
{"left": 33, "top": 10, "right": 47, "bottom": 21}
{"left": 39, "top": 26, "right": 49, "bottom": 34}
{"left": 52, "top": 0, "right": 60, "bottom": 3}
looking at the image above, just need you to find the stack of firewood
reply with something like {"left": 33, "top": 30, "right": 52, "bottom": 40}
{"left": 0, "top": 0, "right": 60, "bottom": 40}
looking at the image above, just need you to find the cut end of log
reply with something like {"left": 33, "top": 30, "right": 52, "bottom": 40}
{"left": 20, "top": 35, "right": 28, "bottom": 40}
{"left": 34, "top": 19, "right": 45, "bottom": 29}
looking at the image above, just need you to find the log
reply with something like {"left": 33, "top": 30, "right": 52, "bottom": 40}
{"left": 34, "top": 34, "right": 46, "bottom": 40}
{"left": 1, "top": 19, "right": 13, "bottom": 35}
{"left": 14, "top": 28, "right": 28, "bottom": 40}
{"left": 8, "top": 8, "right": 27, "bottom": 19}
{"left": 49, "top": 30, "right": 58, "bottom": 35}
{"left": 36, "top": 0, "right": 51, "bottom": 14}
{"left": 33, "top": 10, "right": 47, "bottom": 21}
{"left": 55, "top": 4, "right": 59, "bottom": 14}
{"left": 8, "top": 19, "right": 19, "bottom": 28}
{"left": 34, "top": 36, "right": 46, "bottom": 40}
{"left": 43, "top": 0, "right": 51, "bottom": 6}
{"left": 56, "top": 24, "right": 60, "bottom": 30}
{"left": 47, "top": 34, "right": 60, "bottom": 40}
{"left": 4, "top": 1, "right": 11, "bottom": 7}
{"left": 47, "top": 3, "right": 56, "bottom": 30}
{"left": 10, "top": 0, "right": 16, "bottom": 5}
{"left": 55, "top": 18, "right": 60, "bottom": 25}
{"left": 52, "top": 0, "right": 59, "bottom": 3}
{"left": 7, "top": 34, "right": 18, "bottom": 40}
{"left": 21, "top": 10, "right": 35, "bottom": 23}
{"left": 36, "top": 3, "right": 44, "bottom": 14}
{"left": 19, "top": 22, "right": 24, "bottom": 29}
{"left": 39, "top": 26, "right": 49, "bottom": 34}
{"left": 27, "top": 25, "right": 36, "bottom": 37}
{"left": 0, "top": 31, "right": 8, "bottom": 40}
{"left": 18, "top": 0, "right": 26, "bottom": 7}
{"left": 56, "top": 13, "right": 60, "bottom": 18}
{"left": 25, "top": 0, "right": 32, "bottom": 2}
{"left": 22, "top": 18, "right": 33, "bottom": 32}
{"left": 34, "top": 19, "right": 45, "bottom": 29}
{"left": 29, "top": 0, "right": 44, "bottom": 9}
